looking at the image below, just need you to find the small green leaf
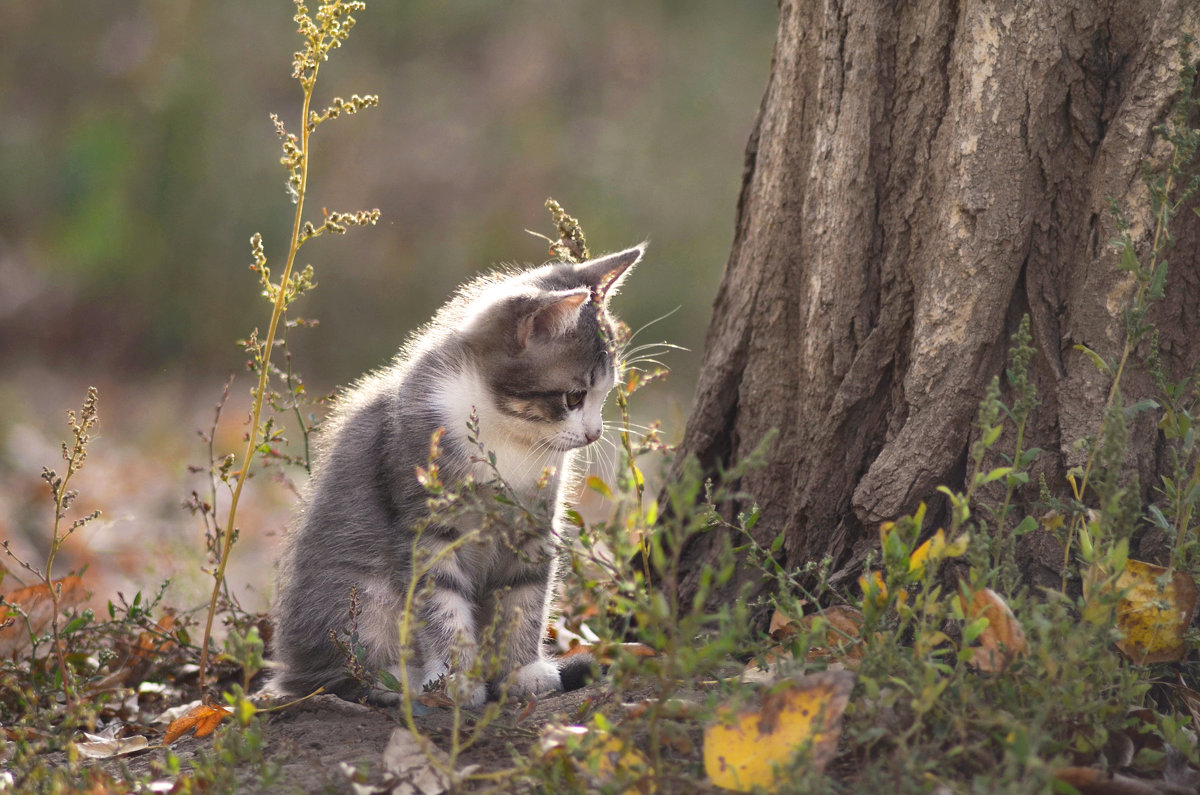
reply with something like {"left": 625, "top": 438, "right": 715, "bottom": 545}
{"left": 1013, "top": 515, "right": 1038, "bottom": 536}
{"left": 1118, "top": 240, "right": 1139, "bottom": 272}
{"left": 937, "top": 485, "right": 960, "bottom": 503}
{"left": 1149, "top": 261, "right": 1168, "bottom": 299}
{"left": 1147, "top": 505, "right": 1171, "bottom": 531}
{"left": 980, "top": 466, "right": 1014, "bottom": 485}
{"left": 1112, "top": 537, "right": 1129, "bottom": 572}
{"left": 1074, "top": 344, "right": 1113, "bottom": 375}
{"left": 963, "top": 616, "right": 991, "bottom": 645}
{"left": 739, "top": 505, "right": 760, "bottom": 531}
{"left": 1078, "top": 524, "right": 1094, "bottom": 560}
{"left": 982, "top": 425, "right": 1003, "bottom": 447}
{"left": 63, "top": 614, "right": 89, "bottom": 635}
{"left": 1016, "top": 447, "right": 1043, "bottom": 469}
{"left": 377, "top": 667, "right": 401, "bottom": 692}
{"left": 1006, "top": 472, "right": 1030, "bottom": 488}
{"left": 1123, "top": 399, "right": 1160, "bottom": 418}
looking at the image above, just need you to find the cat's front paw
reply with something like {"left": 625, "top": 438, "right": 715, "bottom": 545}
{"left": 511, "top": 659, "right": 563, "bottom": 698}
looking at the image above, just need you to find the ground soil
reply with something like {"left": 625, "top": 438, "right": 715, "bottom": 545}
{"left": 78, "top": 678, "right": 681, "bottom": 793}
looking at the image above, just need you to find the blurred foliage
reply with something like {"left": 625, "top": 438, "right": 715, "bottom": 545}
{"left": 0, "top": 1, "right": 777, "bottom": 401}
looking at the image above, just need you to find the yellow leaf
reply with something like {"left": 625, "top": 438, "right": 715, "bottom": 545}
{"left": 586, "top": 475, "right": 614, "bottom": 499}
{"left": 1112, "top": 559, "right": 1198, "bottom": 664}
{"left": 877, "top": 521, "right": 896, "bottom": 549}
{"left": 539, "top": 725, "right": 655, "bottom": 793}
{"left": 858, "top": 570, "right": 888, "bottom": 608}
{"left": 593, "top": 736, "right": 654, "bottom": 793}
{"left": 704, "top": 671, "right": 854, "bottom": 792}
{"left": 908, "top": 529, "right": 945, "bottom": 577}
{"left": 942, "top": 531, "right": 970, "bottom": 558}
{"left": 1039, "top": 510, "right": 1065, "bottom": 531}
{"left": 959, "top": 587, "right": 1027, "bottom": 673}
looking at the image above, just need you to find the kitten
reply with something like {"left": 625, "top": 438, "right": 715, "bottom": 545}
{"left": 270, "top": 244, "right": 644, "bottom": 707}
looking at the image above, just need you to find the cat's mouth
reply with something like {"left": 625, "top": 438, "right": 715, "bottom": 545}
{"left": 550, "top": 436, "right": 593, "bottom": 452}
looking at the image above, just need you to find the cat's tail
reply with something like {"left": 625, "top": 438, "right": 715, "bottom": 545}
{"left": 557, "top": 650, "right": 600, "bottom": 692}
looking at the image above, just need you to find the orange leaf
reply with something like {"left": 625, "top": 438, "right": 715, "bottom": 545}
{"left": 960, "top": 587, "right": 1027, "bottom": 673}
{"left": 192, "top": 706, "right": 231, "bottom": 739}
{"left": 163, "top": 703, "right": 231, "bottom": 745}
{"left": 132, "top": 611, "right": 178, "bottom": 662}
{"left": 417, "top": 689, "right": 455, "bottom": 709}
{"left": 515, "top": 694, "right": 537, "bottom": 723}
{"left": 559, "top": 642, "right": 655, "bottom": 663}
{"left": 0, "top": 575, "right": 88, "bottom": 657}
{"left": 1112, "top": 560, "right": 1197, "bottom": 664}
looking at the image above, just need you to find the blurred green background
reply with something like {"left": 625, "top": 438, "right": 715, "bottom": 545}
{"left": 0, "top": 1, "right": 776, "bottom": 607}
{"left": 0, "top": 1, "right": 776, "bottom": 397}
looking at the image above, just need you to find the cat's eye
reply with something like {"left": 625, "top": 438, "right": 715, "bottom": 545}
{"left": 564, "top": 391, "right": 586, "bottom": 410}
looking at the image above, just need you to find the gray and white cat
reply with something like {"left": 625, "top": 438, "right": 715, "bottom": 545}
{"left": 270, "top": 244, "right": 643, "bottom": 707}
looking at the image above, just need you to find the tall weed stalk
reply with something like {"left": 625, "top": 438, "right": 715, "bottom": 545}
{"left": 197, "top": 0, "right": 380, "bottom": 684}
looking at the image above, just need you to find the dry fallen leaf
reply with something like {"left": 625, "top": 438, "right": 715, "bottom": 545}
{"left": 741, "top": 646, "right": 794, "bottom": 686}
{"left": 803, "top": 605, "right": 865, "bottom": 667}
{"left": 745, "top": 607, "right": 865, "bottom": 685}
{"left": 538, "top": 724, "right": 589, "bottom": 758}
{"left": 162, "top": 702, "right": 232, "bottom": 745}
{"left": 1112, "top": 559, "right": 1197, "bottom": 665}
{"left": 154, "top": 699, "right": 202, "bottom": 725}
{"left": 74, "top": 731, "right": 150, "bottom": 759}
{"left": 0, "top": 575, "right": 88, "bottom": 657}
{"left": 1174, "top": 676, "right": 1200, "bottom": 731}
{"left": 132, "top": 610, "right": 178, "bottom": 662}
{"left": 622, "top": 698, "right": 703, "bottom": 721}
{"left": 768, "top": 608, "right": 799, "bottom": 640}
{"left": 960, "top": 587, "right": 1027, "bottom": 673}
{"left": 1053, "top": 766, "right": 1166, "bottom": 794}
{"left": 704, "top": 670, "right": 855, "bottom": 792}
{"left": 381, "top": 727, "right": 454, "bottom": 795}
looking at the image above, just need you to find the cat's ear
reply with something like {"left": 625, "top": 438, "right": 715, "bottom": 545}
{"left": 516, "top": 288, "right": 591, "bottom": 348}
{"left": 574, "top": 244, "right": 645, "bottom": 302}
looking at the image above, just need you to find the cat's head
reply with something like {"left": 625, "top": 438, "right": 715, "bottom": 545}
{"left": 459, "top": 244, "right": 644, "bottom": 452}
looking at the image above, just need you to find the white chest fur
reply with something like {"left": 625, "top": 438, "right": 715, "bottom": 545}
{"left": 432, "top": 366, "right": 566, "bottom": 496}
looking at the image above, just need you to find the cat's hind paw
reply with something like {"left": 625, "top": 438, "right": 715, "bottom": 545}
{"left": 511, "top": 659, "right": 563, "bottom": 698}
{"left": 423, "top": 664, "right": 487, "bottom": 708}
{"left": 447, "top": 675, "right": 487, "bottom": 708}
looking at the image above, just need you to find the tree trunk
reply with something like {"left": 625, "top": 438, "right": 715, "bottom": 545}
{"left": 671, "top": 0, "right": 1200, "bottom": 611}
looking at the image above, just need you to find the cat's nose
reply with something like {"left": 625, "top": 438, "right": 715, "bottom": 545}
{"left": 585, "top": 428, "right": 601, "bottom": 444}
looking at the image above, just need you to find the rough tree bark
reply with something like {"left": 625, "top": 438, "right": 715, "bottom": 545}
{"left": 672, "top": 0, "right": 1200, "bottom": 610}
